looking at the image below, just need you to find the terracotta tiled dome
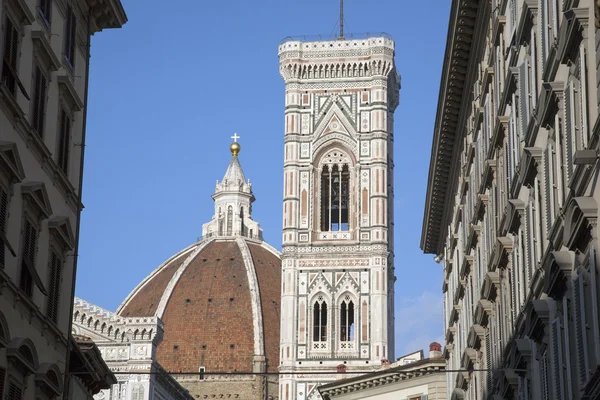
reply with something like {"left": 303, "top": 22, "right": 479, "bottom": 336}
{"left": 117, "top": 237, "right": 281, "bottom": 374}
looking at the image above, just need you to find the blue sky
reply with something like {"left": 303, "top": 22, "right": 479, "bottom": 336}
{"left": 76, "top": 0, "right": 451, "bottom": 358}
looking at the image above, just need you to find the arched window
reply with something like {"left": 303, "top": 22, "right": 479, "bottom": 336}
{"left": 340, "top": 296, "right": 355, "bottom": 341}
{"left": 218, "top": 207, "right": 224, "bottom": 236}
{"left": 313, "top": 297, "right": 327, "bottom": 342}
{"left": 226, "top": 206, "right": 233, "bottom": 236}
{"left": 320, "top": 150, "right": 351, "bottom": 232}
{"left": 240, "top": 207, "right": 246, "bottom": 236}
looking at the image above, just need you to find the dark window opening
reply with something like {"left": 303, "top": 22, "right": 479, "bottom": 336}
{"left": 320, "top": 164, "right": 350, "bottom": 231}
{"left": 57, "top": 109, "right": 71, "bottom": 175}
{"left": 64, "top": 6, "right": 76, "bottom": 68}
{"left": 340, "top": 299, "right": 355, "bottom": 341}
{"left": 313, "top": 300, "right": 327, "bottom": 342}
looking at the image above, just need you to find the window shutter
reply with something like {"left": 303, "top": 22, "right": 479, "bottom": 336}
{"left": 20, "top": 220, "right": 36, "bottom": 295}
{"left": 551, "top": 318, "right": 565, "bottom": 399}
{"left": 540, "top": 0, "right": 548, "bottom": 73}
{"left": 564, "top": 82, "right": 575, "bottom": 184}
{"left": 485, "top": 331, "right": 492, "bottom": 394}
{"left": 46, "top": 251, "right": 62, "bottom": 323}
{"left": 64, "top": 6, "right": 77, "bottom": 67}
{"left": 7, "top": 381, "right": 22, "bottom": 400}
{"left": 1, "top": 17, "right": 19, "bottom": 94}
{"left": 578, "top": 45, "right": 589, "bottom": 148}
{"left": 540, "top": 351, "right": 550, "bottom": 400}
{"left": 58, "top": 109, "right": 71, "bottom": 175}
{"left": 518, "top": 61, "right": 530, "bottom": 138}
{"left": 543, "top": 146, "right": 552, "bottom": 233}
{"left": 0, "top": 368, "right": 5, "bottom": 400}
{"left": 530, "top": 31, "right": 538, "bottom": 109}
{"left": 573, "top": 273, "right": 589, "bottom": 385}
{"left": 0, "top": 187, "right": 8, "bottom": 267}
{"left": 32, "top": 66, "right": 47, "bottom": 136}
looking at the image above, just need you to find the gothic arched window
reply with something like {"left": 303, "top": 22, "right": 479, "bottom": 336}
{"left": 340, "top": 296, "right": 355, "bottom": 341}
{"left": 226, "top": 206, "right": 233, "bottom": 236}
{"left": 320, "top": 150, "right": 351, "bottom": 232}
{"left": 313, "top": 298, "right": 327, "bottom": 342}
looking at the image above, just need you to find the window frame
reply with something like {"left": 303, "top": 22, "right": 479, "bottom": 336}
{"left": 63, "top": 4, "right": 76, "bottom": 70}
{"left": 19, "top": 214, "right": 39, "bottom": 298}
{"left": 38, "top": 0, "right": 52, "bottom": 29}
{"left": 30, "top": 63, "right": 49, "bottom": 137}
{"left": 56, "top": 106, "right": 73, "bottom": 176}
{"left": 1, "top": 12, "right": 21, "bottom": 97}
{"left": 45, "top": 246, "right": 63, "bottom": 324}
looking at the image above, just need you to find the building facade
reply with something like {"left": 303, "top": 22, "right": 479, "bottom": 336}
{"left": 317, "top": 343, "right": 446, "bottom": 400}
{"left": 422, "top": 0, "right": 600, "bottom": 399}
{"left": 72, "top": 297, "right": 193, "bottom": 400}
{"left": 0, "top": 0, "right": 126, "bottom": 398}
{"left": 277, "top": 35, "right": 400, "bottom": 399}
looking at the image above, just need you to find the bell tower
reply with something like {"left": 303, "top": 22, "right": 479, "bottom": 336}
{"left": 278, "top": 32, "right": 400, "bottom": 399}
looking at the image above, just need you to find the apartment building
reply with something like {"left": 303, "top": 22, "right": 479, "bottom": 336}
{"left": 0, "top": 0, "right": 126, "bottom": 398}
{"left": 422, "top": 0, "right": 600, "bottom": 399}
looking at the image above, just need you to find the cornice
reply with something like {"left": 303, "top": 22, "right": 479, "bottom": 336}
{"left": 421, "top": 0, "right": 488, "bottom": 254}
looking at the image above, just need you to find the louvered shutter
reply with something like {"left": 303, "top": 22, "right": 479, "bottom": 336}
{"left": 543, "top": 146, "right": 552, "bottom": 234}
{"left": 564, "top": 82, "right": 575, "bottom": 184}
{"left": 540, "top": 0, "right": 548, "bottom": 73}
{"left": 1, "top": 18, "right": 19, "bottom": 94}
{"left": 0, "top": 187, "right": 7, "bottom": 267}
{"left": 19, "top": 220, "right": 36, "bottom": 295}
{"left": 551, "top": 318, "right": 565, "bottom": 400}
{"left": 541, "top": 351, "right": 550, "bottom": 400}
{"left": 578, "top": 46, "right": 589, "bottom": 148}
{"left": 485, "top": 331, "right": 492, "bottom": 394}
{"left": 573, "top": 273, "right": 589, "bottom": 385}
{"left": 530, "top": 31, "right": 538, "bottom": 109}
{"left": 0, "top": 368, "right": 5, "bottom": 400}
{"left": 32, "top": 66, "right": 47, "bottom": 136}
{"left": 7, "top": 381, "right": 22, "bottom": 400}
{"left": 58, "top": 110, "right": 71, "bottom": 174}
{"left": 46, "top": 251, "right": 62, "bottom": 323}
{"left": 518, "top": 61, "right": 530, "bottom": 138}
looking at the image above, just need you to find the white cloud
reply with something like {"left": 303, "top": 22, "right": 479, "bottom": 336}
{"left": 393, "top": 291, "right": 444, "bottom": 358}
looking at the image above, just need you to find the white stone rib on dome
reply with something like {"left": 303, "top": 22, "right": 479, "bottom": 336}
{"left": 116, "top": 241, "right": 199, "bottom": 315}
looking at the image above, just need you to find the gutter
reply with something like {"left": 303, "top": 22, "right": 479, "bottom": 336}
{"left": 62, "top": 7, "right": 93, "bottom": 399}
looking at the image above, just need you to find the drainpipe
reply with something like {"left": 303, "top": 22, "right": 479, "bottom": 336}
{"left": 62, "top": 6, "right": 93, "bottom": 399}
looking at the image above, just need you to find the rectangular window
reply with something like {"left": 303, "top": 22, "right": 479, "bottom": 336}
{"left": 198, "top": 367, "right": 205, "bottom": 381}
{"left": 39, "top": 0, "right": 52, "bottom": 26}
{"left": 19, "top": 219, "right": 38, "bottom": 297}
{"left": 57, "top": 109, "right": 71, "bottom": 175}
{"left": 0, "top": 186, "right": 8, "bottom": 268}
{"left": 64, "top": 5, "right": 76, "bottom": 68}
{"left": 1, "top": 16, "right": 19, "bottom": 95}
{"left": 46, "top": 250, "right": 62, "bottom": 323}
{"left": 31, "top": 66, "right": 48, "bottom": 136}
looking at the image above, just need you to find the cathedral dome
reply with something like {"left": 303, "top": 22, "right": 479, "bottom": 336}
{"left": 117, "top": 139, "right": 281, "bottom": 378}
{"left": 117, "top": 237, "right": 281, "bottom": 374}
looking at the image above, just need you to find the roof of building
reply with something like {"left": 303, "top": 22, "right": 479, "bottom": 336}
{"left": 69, "top": 335, "right": 117, "bottom": 394}
{"left": 420, "top": 0, "right": 484, "bottom": 255}
{"left": 317, "top": 356, "right": 446, "bottom": 399}
{"left": 117, "top": 237, "right": 281, "bottom": 373}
